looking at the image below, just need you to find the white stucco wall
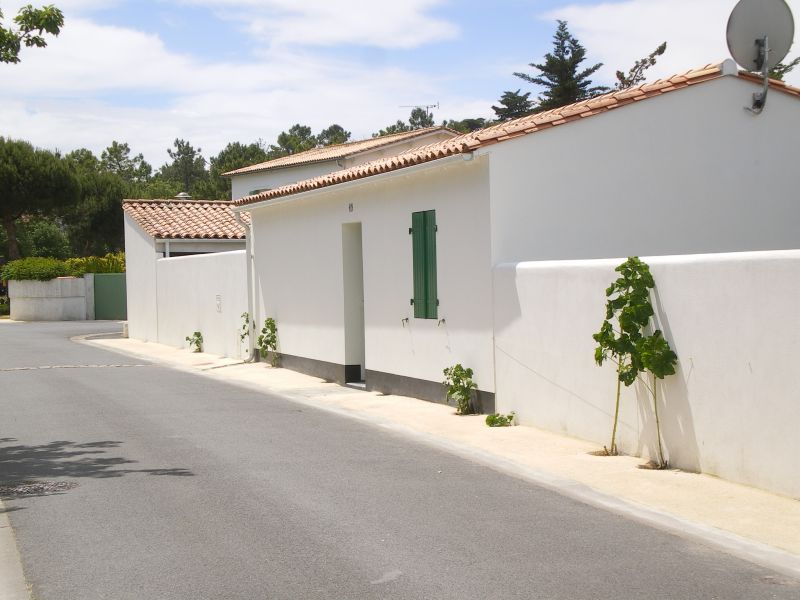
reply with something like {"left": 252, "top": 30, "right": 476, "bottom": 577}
{"left": 155, "top": 250, "right": 248, "bottom": 358}
{"left": 230, "top": 131, "right": 456, "bottom": 200}
{"left": 488, "top": 75, "right": 800, "bottom": 264}
{"left": 250, "top": 155, "right": 494, "bottom": 391}
{"left": 493, "top": 250, "right": 800, "bottom": 498}
{"left": 124, "top": 214, "right": 159, "bottom": 341}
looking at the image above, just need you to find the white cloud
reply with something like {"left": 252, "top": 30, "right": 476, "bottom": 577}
{"left": 176, "top": 0, "right": 459, "bottom": 49}
{"left": 544, "top": 0, "right": 800, "bottom": 87}
{"left": 0, "top": 14, "right": 464, "bottom": 165}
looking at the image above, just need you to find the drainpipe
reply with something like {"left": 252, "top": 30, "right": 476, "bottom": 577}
{"left": 233, "top": 211, "right": 257, "bottom": 362}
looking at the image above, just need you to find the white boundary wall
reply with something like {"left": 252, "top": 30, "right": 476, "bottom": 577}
{"left": 493, "top": 250, "right": 800, "bottom": 498}
{"left": 155, "top": 251, "right": 248, "bottom": 358}
{"left": 8, "top": 276, "right": 94, "bottom": 321}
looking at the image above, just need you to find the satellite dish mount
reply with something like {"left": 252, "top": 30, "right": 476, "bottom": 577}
{"left": 750, "top": 35, "right": 770, "bottom": 113}
{"left": 726, "top": 0, "right": 795, "bottom": 115}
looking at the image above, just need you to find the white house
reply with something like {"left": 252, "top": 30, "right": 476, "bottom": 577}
{"left": 231, "top": 61, "right": 800, "bottom": 413}
{"left": 224, "top": 127, "right": 458, "bottom": 200}
{"left": 123, "top": 199, "right": 248, "bottom": 351}
{"left": 122, "top": 129, "right": 457, "bottom": 357}
{"left": 122, "top": 62, "right": 800, "bottom": 496}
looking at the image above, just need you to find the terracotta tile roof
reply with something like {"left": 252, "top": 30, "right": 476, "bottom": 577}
{"left": 233, "top": 63, "right": 800, "bottom": 209}
{"left": 222, "top": 127, "right": 457, "bottom": 176}
{"left": 122, "top": 199, "right": 249, "bottom": 240}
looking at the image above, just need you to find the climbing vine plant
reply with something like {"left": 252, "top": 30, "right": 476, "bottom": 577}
{"left": 593, "top": 257, "right": 676, "bottom": 467}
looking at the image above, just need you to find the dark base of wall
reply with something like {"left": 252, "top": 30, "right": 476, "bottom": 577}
{"left": 279, "top": 353, "right": 350, "bottom": 384}
{"left": 366, "top": 369, "right": 495, "bottom": 414}
{"left": 275, "top": 355, "right": 495, "bottom": 413}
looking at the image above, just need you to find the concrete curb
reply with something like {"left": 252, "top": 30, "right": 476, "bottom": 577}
{"left": 0, "top": 501, "right": 30, "bottom": 600}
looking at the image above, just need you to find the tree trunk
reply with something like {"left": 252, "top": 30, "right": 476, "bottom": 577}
{"left": 2, "top": 216, "right": 21, "bottom": 260}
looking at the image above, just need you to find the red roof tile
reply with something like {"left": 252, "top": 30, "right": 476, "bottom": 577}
{"left": 122, "top": 199, "right": 249, "bottom": 240}
{"left": 222, "top": 127, "right": 457, "bottom": 177}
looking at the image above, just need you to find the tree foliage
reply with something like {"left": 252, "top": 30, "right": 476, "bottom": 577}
{"left": 408, "top": 107, "right": 434, "bottom": 129}
{"left": 267, "top": 124, "right": 317, "bottom": 159}
{"left": 615, "top": 42, "right": 667, "bottom": 90}
{"left": 63, "top": 148, "right": 127, "bottom": 256}
{"left": 375, "top": 107, "right": 436, "bottom": 137}
{"left": 17, "top": 217, "right": 70, "bottom": 259}
{"left": 441, "top": 117, "right": 488, "bottom": 133}
{"left": 769, "top": 57, "right": 800, "bottom": 81}
{"left": 160, "top": 139, "right": 206, "bottom": 193}
{"left": 515, "top": 20, "right": 608, "bottom": 112}
{"left": 316, "top": 124, "right": 351, "bottom": 147}
{"left": 492, "top": 89, "right": 534, "bottom": 121}
{"left": 0, "top": 3, "right": 63, "bottom": 64}
{"left": 194, "top": 141, "right": 269, "bottom": 200}
{"left": 101, "top": 141, "right": 152, "bottom": 183}
{"left": 0, "top": 137, "right": 80, "bottom": 260}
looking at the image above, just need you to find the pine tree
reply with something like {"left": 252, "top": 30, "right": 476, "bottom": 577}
{"left": 515, "top": 20, "right": 608, "bottom": 112}
{"left": 492, "top": 89, "right": 534, "bottom": 121}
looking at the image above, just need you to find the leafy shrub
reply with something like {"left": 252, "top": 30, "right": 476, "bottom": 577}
{"left": 0, "top": 295, "right": 9, "bottom": 316}
{"left": 66, "top": 252, "right": 125, "bottom": 276}
{"left": 485, "top": 412, "right": 516, "bottom": 427}
{"left": 443, "top": 364, "right": 477, "bottom": 415}
{"left": 185, "top": 331, "right": 203, "bottom": 352}
{"left": 1, "top": 257, "right": 72, "bottom": 281}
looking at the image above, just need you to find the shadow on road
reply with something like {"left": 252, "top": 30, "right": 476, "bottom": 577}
{"left": 0, "top": 438, "right": 193, "bottom": 498}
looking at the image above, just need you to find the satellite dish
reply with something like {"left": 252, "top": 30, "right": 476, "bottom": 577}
{"left": 726, "top": 0, "right": 795, "bottom": 114}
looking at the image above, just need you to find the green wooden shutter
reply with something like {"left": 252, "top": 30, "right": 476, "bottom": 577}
{"left": 424, "top": 211, "right": 438, "bottom": 319}
{"left": 411, "top": 210, "right": 438, "bottom": 319}
{"left": 412, "top": 211, "right": 426, "bottom": 318}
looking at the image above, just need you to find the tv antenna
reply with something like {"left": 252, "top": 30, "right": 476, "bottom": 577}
{"left": 726, "top": 0, "right": 795, "bottom": 114}
{"left": 399, "top": 102, "right": 440, "bottom": 119}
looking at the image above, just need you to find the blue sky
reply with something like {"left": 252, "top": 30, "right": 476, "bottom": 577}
{"left": 1, "top": 0, "right": 797, "bottom": 166}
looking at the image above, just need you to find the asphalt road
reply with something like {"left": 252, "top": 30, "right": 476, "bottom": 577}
{"left": 0, "top": 321, "right": 798, "bottom": 599}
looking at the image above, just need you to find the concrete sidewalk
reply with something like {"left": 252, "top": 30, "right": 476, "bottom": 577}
{"left": 84, "top": 336, "right": 800, "bottom": 578}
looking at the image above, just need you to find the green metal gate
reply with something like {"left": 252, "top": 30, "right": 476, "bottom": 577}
{"left": 93, "top": 273, "right": 127, "bottom": 320}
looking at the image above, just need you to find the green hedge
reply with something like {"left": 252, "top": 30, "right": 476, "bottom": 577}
{"left": 1, "top": 257, "right": 73, "bottom": 281}
{"left": 1, "top": 252, "right": 125, "bottom": 281}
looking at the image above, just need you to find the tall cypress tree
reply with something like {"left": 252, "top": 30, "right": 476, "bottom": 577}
{"left": 514, "top": 20, "right": 608, "bottom": 112}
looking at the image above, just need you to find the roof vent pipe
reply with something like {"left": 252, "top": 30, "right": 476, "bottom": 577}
{"left": 175, "top": 192, "right": 192, "bottom": 200}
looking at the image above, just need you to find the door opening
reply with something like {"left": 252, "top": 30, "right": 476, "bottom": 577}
{"left": 342, "top": 223, "right": 366, "bottom": 383}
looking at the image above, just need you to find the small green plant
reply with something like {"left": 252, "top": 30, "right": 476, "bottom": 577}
{"left": 239, "top": 312, "right": 250, "bottom": 343}
{"left": 257, "top": 317, "right": 280, "bottom": 366}
{"left": 185, "top": 331, "right": 203, "bottom": 353}
{"left": 593, "top": 257, "right": 654, "bottom": 455}
{"left": 0, "top": 295, "right": 9, "bottom": 316}
{"left": 443, "top": 364, "right": 477, "bottom": 415}
{"left": 485, "top": 412, "right": 515, "bottom": 427}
